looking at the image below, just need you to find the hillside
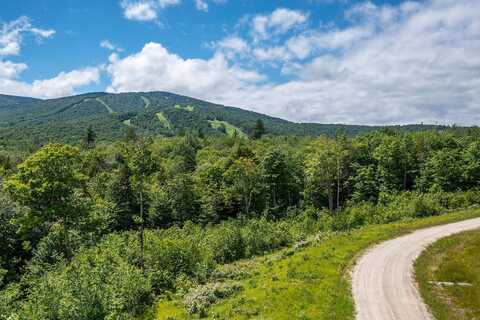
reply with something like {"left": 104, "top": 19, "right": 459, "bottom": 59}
{"left": 0, "top": 91, "right": 448, "bottom": 148}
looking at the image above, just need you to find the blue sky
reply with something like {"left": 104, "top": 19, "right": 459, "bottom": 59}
{"left": 1, "top": 0, "right": 362, "bottom": 88}
{"left": 0, "top": 0, "right": 479, "bottom": 125}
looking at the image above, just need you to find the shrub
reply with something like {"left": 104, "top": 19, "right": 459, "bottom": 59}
{"left": 204, "top": 222, "right": 244, "bottom": 264}
{"left": 18, "top": 246, "right": 152, "bottom": 320}
{"left": 183, "top": 282, "right": 242, "bottom": 316}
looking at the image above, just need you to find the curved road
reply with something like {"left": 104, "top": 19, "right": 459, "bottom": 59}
{"left": 352, "top": 217, "right": 480, "bottom": 320}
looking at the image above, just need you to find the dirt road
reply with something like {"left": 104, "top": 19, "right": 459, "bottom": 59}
{"left": 352, "top": 217, "right": 480, "bottom": 320}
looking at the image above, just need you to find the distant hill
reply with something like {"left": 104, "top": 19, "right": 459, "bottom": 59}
{"left": 0, "top": 91, "right": 451, "bottom": 148}
{"left": 0, "top": 94, "right": 40, "bottom": 108}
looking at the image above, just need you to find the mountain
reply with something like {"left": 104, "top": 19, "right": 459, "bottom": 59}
{"left": 0, "top": 91, "right": 449, "bottom": 148}
{"left": 0, "top": 94, "right": 40, "bottom": 108}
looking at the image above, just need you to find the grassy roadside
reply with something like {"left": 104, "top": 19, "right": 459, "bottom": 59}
{"left": 154, "top": 208, "right": 480, "bottom": 320}
{"left": 415, "top": 228, "right": 480, "bottom": 320}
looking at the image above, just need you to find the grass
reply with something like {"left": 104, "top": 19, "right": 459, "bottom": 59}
{"left": 208, "top": 120, "right": 247, "bottom": 138}
{"left": 415, "top": 228, "right": 480, "bottom": 320}
{"left": 174, "top": 104, "right": 194, "bottom": 112}
{"left": 154, "top": 209, "right": 480, "bottom": 320}
{"left": 142, "top": 96, "right": 151, "bottom": 109}
{"left": 96, "top": 98, "right": 115, "bottom": 114}
{"left": 123, "top": 119, "right": 132, "bottom": 126}
{"left": 156, "top": 112, "right": 172, "bottom": 129}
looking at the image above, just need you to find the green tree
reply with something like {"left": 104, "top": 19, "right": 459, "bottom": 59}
{"left": 373, "top": 134, "right": 415, "bottom": 193}
{"left": 350, "top": 164, "right": 379, "bottom": 202}
{"left": 251, "top": 119, "right": 266, "bottom": 140}
{"left": 305, "top": 137, "right": 351, "bottom": 212}
{"left": 261, "top": 149, "right": 301, "bottom": 214}
{"left": 125, "top": 126, "right": 137, "bottom": 143}
{"left": 107, "top": 160, "right": 138, "bottom": 230}
{"left": 125, "top": 138, "right": 157, "bottom": 270}
{"left": 193, "top": 158, "right": 226, "bottom": 224}
{"left": 82, "top": 126, "right": 96, "bottom": 149}
{"left": 417, "top": 148, "right": 463, "bottom": 192}
{"left": 149, "top": 174, "right": 199, "bottom": 226}
{"left": 4, "top": 144, "right": 86, "bottom": 243}
{"left": 223, "top": 157, "right": 262, "bottom": 216}
{"left": 462, "top": 141, "right": 480, "bottom": 188}
{"left": 0, "top": 193, "right": 24, "bottom": 285}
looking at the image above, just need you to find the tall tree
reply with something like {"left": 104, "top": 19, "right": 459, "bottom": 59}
{"left": 82, "top": 126, "right": 96, "bottom": 149}
{"left": 305, "top": 137, "right": 351, "bottom": 212}
{"left": 125, "top": 137, "right": 156, "bottom": 270}
{"left": 261, "top": 149, "right": 301, "bottom": 213}
{"left": 125, "top": 126, "right": 137, "bottom": 143}
{"left": 3, "top": 144, "right": 85, "bottom": 245}
{"left": 251, "top": 119, "right": 266, "bottom": 140}
{"left": 223, "top": 157, "right": 261, "bottom": 217}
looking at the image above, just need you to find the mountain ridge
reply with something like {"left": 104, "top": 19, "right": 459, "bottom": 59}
{"left": 0, "top": 91, "right": 452, "bottom": 148}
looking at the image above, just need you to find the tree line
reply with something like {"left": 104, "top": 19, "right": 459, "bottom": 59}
{"left": 1, "top": 126, "right": 480, "bottom": 318}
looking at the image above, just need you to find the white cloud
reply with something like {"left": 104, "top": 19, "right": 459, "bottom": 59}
{"left": 0, "top": 60, "right": 27, "bottom": 79}
{"left": 0, "top": 17, "right": 98, "bottom": 99}
{"left": 106, "top": 0, "right": 480, "bottom": 125}
{"left": 195, "top": 0, "right": 208, "bottom": 12}
{"left": 253, "top": 46, "right": 291, "bottom": 61}
{"left": 249, "top": 0, "right": 480, "bottom": 125}
{"left": 215, "top": 36, "right": 249, "bottom": 59}
{"left": 0, "top": 67, "right": 100, "bottom": 99}
{"left": 195, "top": 0, "right": 227, "bottom": 12}
{"left": 158, "top": 0, "right": 181, "bottom": 9}
{"left": 121, "top": 1, "right": 158, "bottom": 21}
{"left": 100, "top": 40, "right": 123, "bottom": 52}
{"left": 122, "top": 0, "right": 209, "bottom": 22}
{"left": 106, "top": 42, "right": 264, "bottom": 99}
{"left": 252, "top": 8, "right": 308, "bottom": 41}
{"left": 29, "top": 27, "right": 56, "bottom": 38}
{"left": 0, "top": 16, "right": 55, "bottom": 57}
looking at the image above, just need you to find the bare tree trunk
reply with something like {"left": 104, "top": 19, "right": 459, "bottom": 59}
{"left": 328, "top": 189, "right": 334, "bottom": 213}
{"left": 337, "top": 157, "right": 341, "bottom": 211}
{"left": 139, "top": 188, "right": 145, "bottom": 272}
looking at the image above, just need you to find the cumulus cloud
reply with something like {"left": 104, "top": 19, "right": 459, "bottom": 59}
{"left": 120, "top": 0, "right": 181, "bottom": 22}
{"left": 252, "top": 8, "right": 308, "bottom": 41}
{"left": 106, "top": 0, "right": 480, "bottom": 125}
{"left": 121, "top": 0, "right": 221, "bottom": 21}
{"left": 121, "top": 1, "right": 159, "bottom": 21}
{"left": 0, "top": 16, "right": 55, "bottom": 57}
{"left": 0, "top": 60, "right": 27, "bottom": 79}
{"left": 0, "top": 67, "right": 100, "bottom": 99}
{"left": 0, "top": 17, "right": 98, "bottom": 99}
{"left": 251, "top": 0, "right": 480, "bottom": 125}
{"left": 106, "top": 42, "right": 264, "bottom": 99}
{"left": 215, "top": 36, "right": 249, "bottom": 59}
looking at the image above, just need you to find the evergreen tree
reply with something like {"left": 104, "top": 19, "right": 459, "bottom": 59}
{"left": 125, "top": 126, "right": 137, "bottom": 143}
{"left": 251, "top": 119, "right": 266, "bottom": 140}
{"left": 82, "top": 126, "right": 96, "bottom": 149}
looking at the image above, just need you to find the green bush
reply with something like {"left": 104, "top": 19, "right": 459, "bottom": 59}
{"left": 204, "top": 222, "right": 244, "bottom": 264}
{"left": 17, "top": 245, "right": 152, "bottom": 320}
{"left": 2, "top": 190, "right": 478, "bottom": 319}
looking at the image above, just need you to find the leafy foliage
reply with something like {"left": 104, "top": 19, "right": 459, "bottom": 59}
{"left": 0, "top": 91, "right": 455, "bottom": 149}
{"left": 0, "top": 124, "right": 480, "bottom": 318}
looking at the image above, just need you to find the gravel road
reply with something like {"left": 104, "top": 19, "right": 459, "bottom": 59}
{"left": 352, "top": 217, "right": 480, "bottom": 320}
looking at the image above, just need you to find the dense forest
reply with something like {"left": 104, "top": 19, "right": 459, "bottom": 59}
{"left": 1, "top": 123, "right": 480, "bottom": 319}
{"left": 0, "top": 92, "right": 453, "bottom": 150}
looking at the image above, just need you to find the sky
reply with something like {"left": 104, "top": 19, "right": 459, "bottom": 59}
{"left": 0, "top": 0, "right": 479, "bottom": 125}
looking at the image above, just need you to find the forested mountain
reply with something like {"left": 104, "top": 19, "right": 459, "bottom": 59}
{"left": 0, "top": 91, "right": 450, "bottom": 149}
{"left": 0, "top": 94, "right": 40, "bottom": 107}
